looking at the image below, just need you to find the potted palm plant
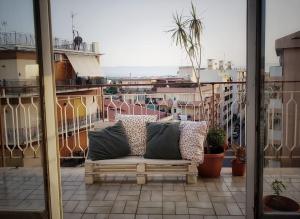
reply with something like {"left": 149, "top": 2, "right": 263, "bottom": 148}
{"left": 168, "top": 3, "right": 206, "bottom": 120}
{"left": 263, "top": 179, "right": 300, "bottom": 212}
{"left": 198, "top": 127, "right": 226, "bottom": 177}
{"left": 231, "top": 144, "right": 246, "bottom": 176}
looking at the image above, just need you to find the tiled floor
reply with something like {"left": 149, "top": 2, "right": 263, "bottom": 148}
{"left": 61, "top": 168, "right": 246, "bottom": 219}
{"left": 0, "top": 167, "right": 45, "bottom": 211}
{"left": 1, "top": 167, "right": 300, "bottom": 219}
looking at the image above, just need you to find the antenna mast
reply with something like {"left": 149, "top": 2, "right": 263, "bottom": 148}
{"left": 71, "top": 12, "right": 77, "bottom": 42}
{"left": 1, "top": 21, "right": 7, "bottom": 33}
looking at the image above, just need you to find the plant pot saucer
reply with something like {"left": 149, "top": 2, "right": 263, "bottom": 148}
{"left": 263, "top": 195, "right": 300, "bottom": 212}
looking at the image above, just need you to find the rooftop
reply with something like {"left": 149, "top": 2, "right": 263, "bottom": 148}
{"left": 0, "top": 31, "right": 102, "bottom": 55}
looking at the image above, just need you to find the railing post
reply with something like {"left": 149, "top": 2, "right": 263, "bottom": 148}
{"left": 212, "top": 83, "right": 215, "bottom": 127}
{"left": 101, "top": 86, "right": 105, "bottom": 122}
{"left": 0, "top": 98, "right": 5, "bottom": 167}
{"left": 14, "top": 31, "right": 17, "bottom": 44}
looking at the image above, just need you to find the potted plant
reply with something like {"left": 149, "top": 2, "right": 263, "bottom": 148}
{"left": 231, "top": 144, "right": 246, "bottom": 176}
{"left": 198, "top": 127, "right": 226, "bottom": 177}
{"left": 263, "top": 179, "right": 300, "bottom": 212}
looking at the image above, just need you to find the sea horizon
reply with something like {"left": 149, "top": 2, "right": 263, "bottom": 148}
{"left": 101, "top": 66, "right": 179, "bottom": 78}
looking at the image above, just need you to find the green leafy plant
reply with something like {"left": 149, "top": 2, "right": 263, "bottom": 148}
{"left": 271, "top": 179, "right": 286, "bottom": 196}
{"left": 232, "top": 144, "right": 246, "bottom": 163}
{"left": 206, "top": 127, "right": 226, "bottom": 154}
{"left": 105, "top": 86, "right": 118, "bottom": 94}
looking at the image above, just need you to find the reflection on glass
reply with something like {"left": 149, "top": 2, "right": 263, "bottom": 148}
{"left": 262, "top": 0, "right": 300, "bottom": 214}
{"left": 0, "top": 0, "right": 45, "bottom": 212}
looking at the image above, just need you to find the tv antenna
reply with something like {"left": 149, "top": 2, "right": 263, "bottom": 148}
{"left": 71, "top": 12, "right": 77, "bottom": 41}
{"left": 1, "top": 21, "right": 7, "bottom": 33}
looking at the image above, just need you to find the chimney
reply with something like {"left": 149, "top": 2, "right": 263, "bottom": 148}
{"left": 226, "top": 61, "right": 232, "bottom": 70}
{"left": 219, "top": 60, "right": 224, "bottom": 70}
{"left": 92, "top": 42, "right": 100, "bottom": 53}
{"left": 207, "top": 59, "right": 214, "bottom": 70}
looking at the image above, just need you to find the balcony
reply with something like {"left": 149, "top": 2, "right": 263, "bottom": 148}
{"left": 56, "top": 78, "right": 107, "bottom": 93}
{"left": 0, "top": 82, "right": 300, "bottom": 218}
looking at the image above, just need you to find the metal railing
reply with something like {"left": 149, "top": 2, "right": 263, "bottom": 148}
{"left": 56, "top": 78, "right": 107, "bottom": 91}
{"left": 263, "top": 89, "right": 300, "bottom": 159}
{"left": 53, "top": 37, "right": 94, "bottom": 52}
{"left": 0, "top": 31, "right": 94, "bottom": 52}
{"left": 0, "top": 80, "right": 39, "bottom": 96}
{"left": 0, "top": 31, "right": 35, "bottom": 47}
{"left": 0, "top": 96, "right": 41, "bottom": 159}
{"left": 1, "top": 81, "right": 300, "bottom": 166}
{"left": 1, "top": 82, "right": 247, "bottom": 161}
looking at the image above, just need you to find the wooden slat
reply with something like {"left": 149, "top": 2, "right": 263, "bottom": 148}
{"left": 97, "top": 165, "right": 137, "bottom": 169}
{"left": 85, "top": 158, "right": 198, "bottom": 184}
{"left": 94, "top": 169, "right": 137, "bottom": 173}
{"left": 147, "top": 168, "right": 188, "bottom": 172}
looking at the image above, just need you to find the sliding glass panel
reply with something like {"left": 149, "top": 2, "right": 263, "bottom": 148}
{"left": 260, "top": 0, "right": 300, "bottom": 217}
{"left": 0, "top": 0, "right": 47, "bottom": 215}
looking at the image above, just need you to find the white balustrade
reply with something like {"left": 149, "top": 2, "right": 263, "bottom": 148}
{"left": 3, "top": 87, "right": 300, "bottom": 161}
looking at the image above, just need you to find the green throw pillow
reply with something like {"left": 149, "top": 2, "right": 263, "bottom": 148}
{"left": 144, "top": 122, "right": 182, "bottom": 159}
{"left": 87, "top": 121, "right": 130, "bottom": 160}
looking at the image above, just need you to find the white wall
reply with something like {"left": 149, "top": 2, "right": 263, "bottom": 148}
{"left": 0, "top": 59, "right": 38, "bottom": 80}
{"left": 0, "top": 59, "right": 19, "bottom": 80}
{"left": 177, "top": 66, "right": 197, "bottom": 82}
{"left": 17, "top": 59, "right": 38, "bottom": 79}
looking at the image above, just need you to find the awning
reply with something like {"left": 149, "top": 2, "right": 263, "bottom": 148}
{"left": 66, "top": 54, "right": 101, "bottom": 77}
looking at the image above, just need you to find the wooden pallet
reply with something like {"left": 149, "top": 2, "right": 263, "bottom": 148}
{"left": 85, "top": 156, "right": 198, "bottom": 185}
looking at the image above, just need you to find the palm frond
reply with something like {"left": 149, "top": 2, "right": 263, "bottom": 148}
{"left": 187, "top": 35, "right": 196, "bottom": 58}
{"left": 188, "top": 2, "right": 203, "bottom": 45}
{"left": 167, "top": 12, "right": 188, "bottom": 48}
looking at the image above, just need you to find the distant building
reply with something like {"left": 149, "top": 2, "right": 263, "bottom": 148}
{"left": 177, "top": 66, "right": 198, "bottom": 82}
{"left": 177, "top": 61, "right": 240, "bottom": 128}
{"left": 274, "top": 31, "right": 300, "bottom": 166}
{"left": 155, "top": 85, "right": 221, "bottom": 123}
{"left": 109, "top": 76, "right": 189, "bottom": 93}
{"left": 0, "top": 32, "right": 105, "bottom": 166}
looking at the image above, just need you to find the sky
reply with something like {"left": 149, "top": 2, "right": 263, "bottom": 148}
{"left": 265, "top": 0, "right": 300, "bottom": 70}
{"left": 50, "top": 0, "right": 247, "bottom": 68}
{"left": 0, "top": 0, "right": 300, "bottom": 75}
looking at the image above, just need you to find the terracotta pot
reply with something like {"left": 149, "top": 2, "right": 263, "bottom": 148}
{"left": 198, "top": 153, "right": 224, "bottom": 177}
{"left": 231, "top": 159, "right": 245, "bottom": 176}
{"left": 263, "top": 195, "right": 300, "bottom": 212}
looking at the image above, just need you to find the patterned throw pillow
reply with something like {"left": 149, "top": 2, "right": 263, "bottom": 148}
{"left": 116, "top": 114, "right": 157, "bottom": 155}
{"left": 179, "top": 121, "right": 207, "bottom": 164}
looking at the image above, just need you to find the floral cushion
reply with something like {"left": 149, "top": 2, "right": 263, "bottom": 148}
{"left": 179, "top": 121, "right": 207, "bottom": 164}
{"left": 116, "top": 114, "right": 157, "bottom": 155}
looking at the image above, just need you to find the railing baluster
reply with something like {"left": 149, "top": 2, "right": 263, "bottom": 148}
{"left": 63, "top": 98, "right": 71, "bottom": 157}
{"left": 212, "top": 83, "right": 215, "bottom": 127}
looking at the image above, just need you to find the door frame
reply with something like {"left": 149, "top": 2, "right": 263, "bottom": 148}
{"left": 246, "top": 0, "right": 300, "bottom": 218}
{"left": 35, "top": 0, "right": 63, "bottom": 218}
{"left": 0, "top": 0, "right": 62, "bottom": 218}
{"left": 246, "top": 0, "right": 263, "bottom": 217}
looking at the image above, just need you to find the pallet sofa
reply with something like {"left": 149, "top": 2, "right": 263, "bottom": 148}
{"left": 85, "top": 156, "right": 198, "bottom": 185}
{"left": 85, "top": 116, "right": 205, "bottom": 185}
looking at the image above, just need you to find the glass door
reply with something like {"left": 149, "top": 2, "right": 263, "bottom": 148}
{"left": 258, "top": 0, "right": 300, "bottom": 218}
{"left": 0, "top": 0, "right": 62, "bottom": 218}
{"left": 0, "top": 0, "right": 48, "bottom": 217}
